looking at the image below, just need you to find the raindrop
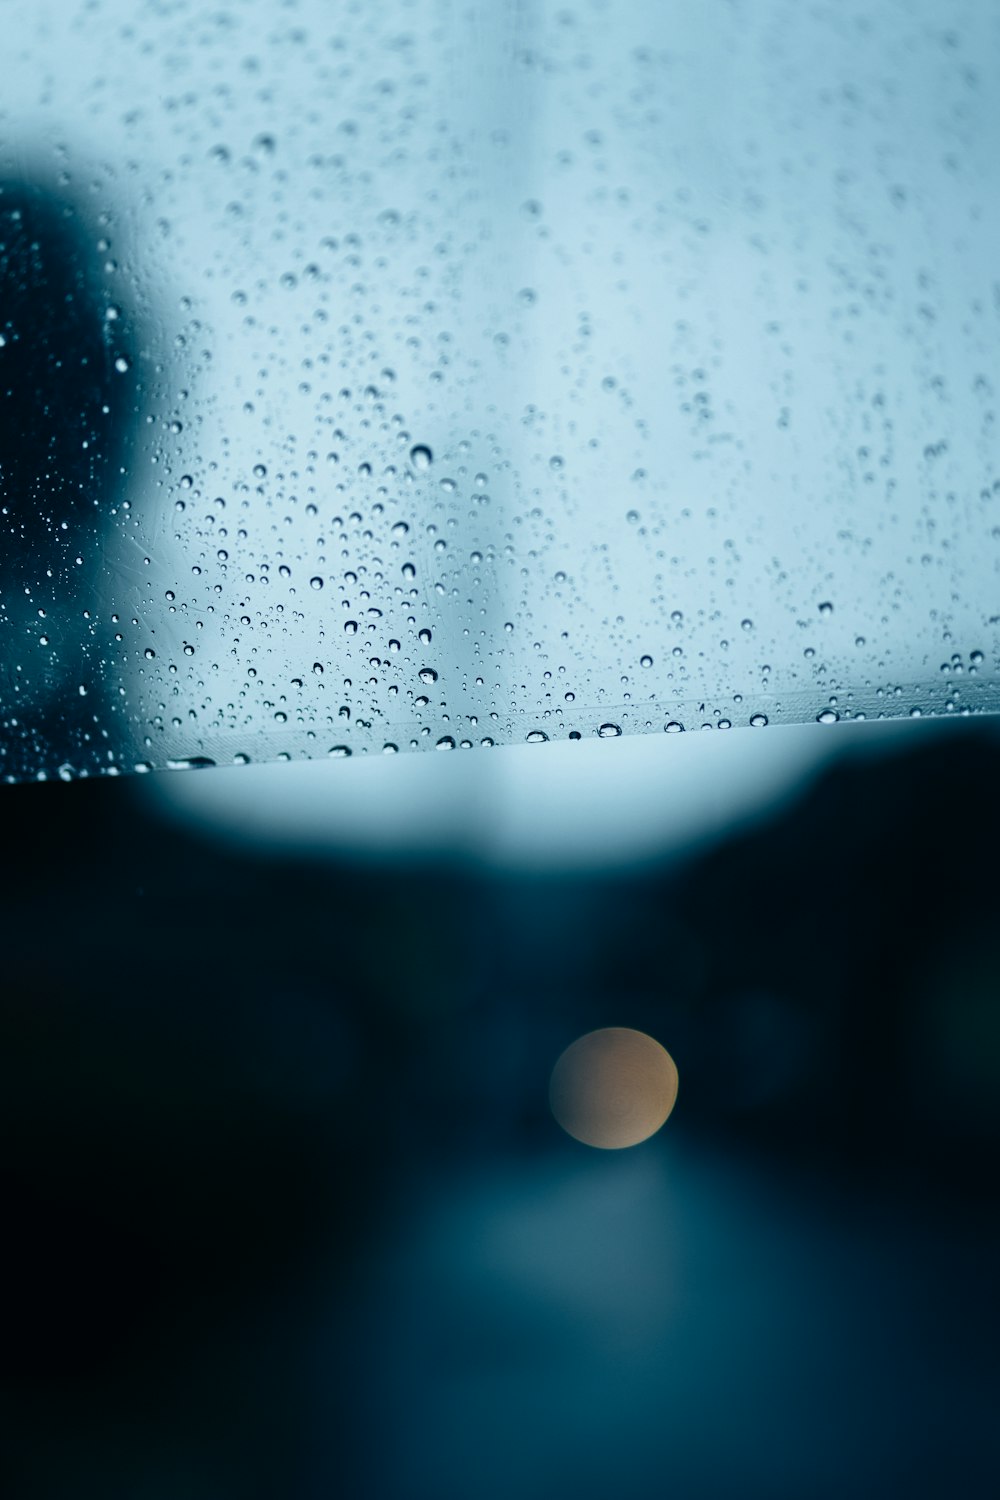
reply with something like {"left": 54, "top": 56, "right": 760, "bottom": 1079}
{"left": 817, "top": 709, "right": 839, "bottom": 724}
{"left": 640, "top": 654, "right": 653, "bottom": 668}
{"left": 310, "top": 576, "right": 324, "bottom": 590}
{"left": 598, "top": 722, "right": 622, "bottom": 738}
{"left": 418, "top": 667, "right": 438, "bottom": 684}
{"left": 410, "top": 444, "right": 433, "bottom": 470}
{"left": 750, "top": 713, "right": 768, "bottom": 727}
{"left": 328, "top": 745, "right": 352, "bottom": 758}
{"left": 527, "top": 730, "right": 549, "bottom": 743}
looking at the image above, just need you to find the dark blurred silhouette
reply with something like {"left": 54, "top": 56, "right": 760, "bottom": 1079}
{"left": 0, "top": 176, "right": 136, "bottom": 777}
{"left": 0, "top": 172, "right": 997, "bottom": 1499}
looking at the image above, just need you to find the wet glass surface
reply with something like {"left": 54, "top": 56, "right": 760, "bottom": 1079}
{"left": 2, "top": 0, "right": 998, "bottom": 778}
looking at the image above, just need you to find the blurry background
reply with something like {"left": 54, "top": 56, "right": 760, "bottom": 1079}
{"left": 3, "top": 721, "right": 999, "bottom": 1499}
{"left": 2, "top": 2, "right": 999, "bottom": 1496}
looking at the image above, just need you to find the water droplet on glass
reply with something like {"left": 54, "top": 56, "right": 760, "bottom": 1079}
{"left": 526, "top": 730, "right": 548, "bottom": 743}
{"left": 750, "top": 713, "right": 768, "bottom": 727}
{"left": 817, "top": 708, "right": 839, "bottom": 724}
{"left": 640, "top": 654, "right": 653, "bottom": 668}
{"left": 418, "top": 667, "right": 438, "bottom": 684}
{"left": 598, "top": 722, "right": 622, "bottom": 738}
{"left": 410, "top": 444, "right": 433, "bottom": 470}
{"left": 310, "top": 576, "right": 324, "bottom": 590}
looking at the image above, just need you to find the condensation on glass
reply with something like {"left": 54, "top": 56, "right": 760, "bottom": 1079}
{"left": 1, "top": 1, "right": 998, "bottom": 780}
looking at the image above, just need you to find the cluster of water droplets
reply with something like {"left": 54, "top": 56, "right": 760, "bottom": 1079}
{"left": 1, "top": 0, "right": 998, "bottom": 779}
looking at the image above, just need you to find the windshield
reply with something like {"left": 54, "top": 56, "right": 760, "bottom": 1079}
{"left": 2, "top": 0, "right": 998, "bottom": 781}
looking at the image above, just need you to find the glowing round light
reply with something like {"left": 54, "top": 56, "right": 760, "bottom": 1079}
{"left": 549, "top": 1027, "right": 679, "bottom": 1149}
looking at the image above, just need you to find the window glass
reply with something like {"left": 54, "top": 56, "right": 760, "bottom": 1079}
{"left": 2, "top": 0, "right": 998, "bottom": 779}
